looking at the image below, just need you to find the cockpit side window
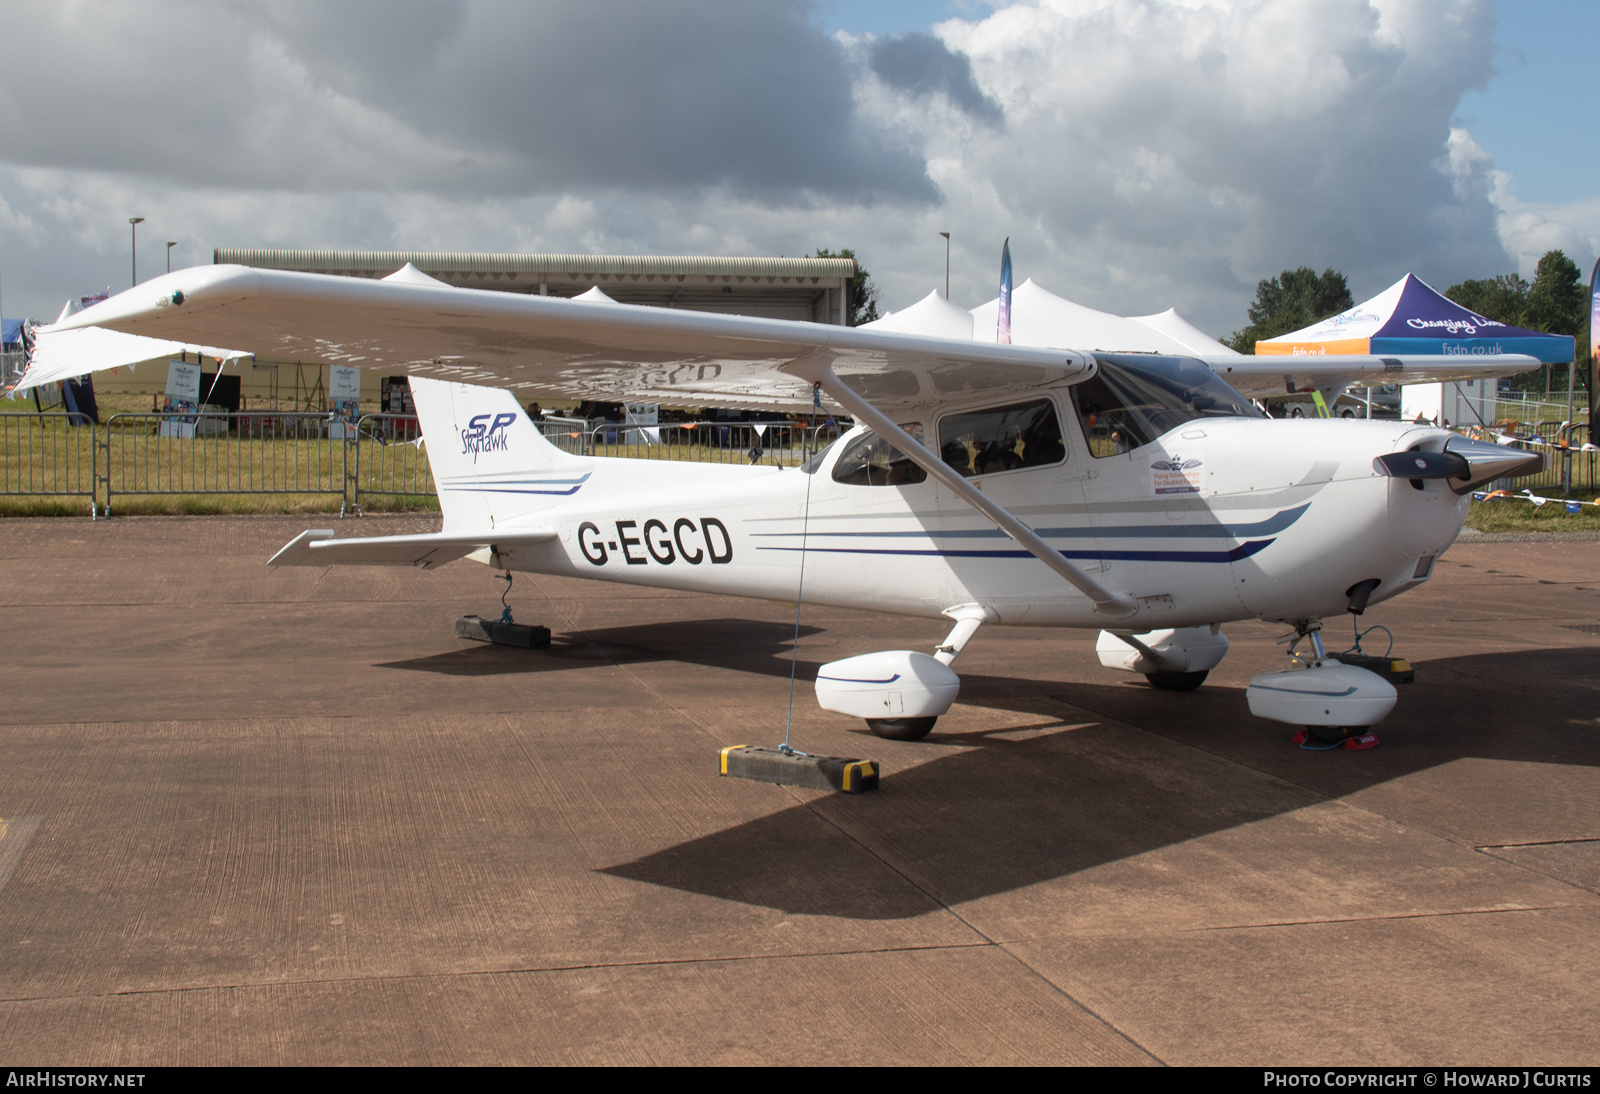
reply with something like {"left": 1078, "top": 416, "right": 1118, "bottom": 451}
{"left": 1072, "top": 355, "right": 1259, "bottom": 457}
{"left": 830, "top": 425, "right": 928, "bottom": 486}
{"left": 937, "top": 399, "right": 1065, "bottom": 478}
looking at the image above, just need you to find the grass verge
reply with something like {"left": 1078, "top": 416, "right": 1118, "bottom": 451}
{"left": 1465, "top": 492, "right": 1600, "bottom": 534}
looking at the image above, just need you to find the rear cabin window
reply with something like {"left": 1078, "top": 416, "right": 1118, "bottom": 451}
{"left": 937, "top": 399, "right": 1065, "bottom": 478}
{"left": 830, "top": 426, "right": 928, "bottom": 486}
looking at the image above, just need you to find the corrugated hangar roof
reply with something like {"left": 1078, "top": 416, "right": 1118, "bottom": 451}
{"left": 213, "top": 249, "right": 859, "bottom": 324}
{"left": 215, "top": 249, "right": 855, "bottom": 280}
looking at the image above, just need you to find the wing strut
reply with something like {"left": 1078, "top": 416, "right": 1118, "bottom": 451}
{"left": 798, "top": 361, "right": 1137, "bottom": 618}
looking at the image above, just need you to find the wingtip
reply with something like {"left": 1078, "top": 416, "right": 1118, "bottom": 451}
{"left": 268, "top": 528, "right": 337, "bottom": 567}
{"left": 48, "top": 265, "right": 264, "bottom": 334}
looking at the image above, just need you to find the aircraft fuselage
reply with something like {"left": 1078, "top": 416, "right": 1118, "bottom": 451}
{"left": 468, "top": 412, "right": 1466, "bottom": 633}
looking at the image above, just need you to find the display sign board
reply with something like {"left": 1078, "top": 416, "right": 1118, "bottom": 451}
{"left": 382, "top": 376, "right": 413, "bottom": 414}
{"left": 159, "top": 359, "right": 201, "bottom": 438}
{"left": 625, "top": 402, "right": 659, "bottom": 445}
{"left": 329, "top": 366, "right": 361, "bottom": 400}
{"left": 330, "top": 365, "right": 361, "bottom": 439}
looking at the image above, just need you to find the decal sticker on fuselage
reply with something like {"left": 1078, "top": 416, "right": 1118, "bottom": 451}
{"left": 1151, "top": 451, "right": 1204, "bottom": 495}
{"left": 460, "top": 412, "right": 520, "bottom": 461}
{"left": 578, "top": 518, "right": 734, "bottom": 566}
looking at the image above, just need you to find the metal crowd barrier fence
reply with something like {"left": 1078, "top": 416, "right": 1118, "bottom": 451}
{"left": 1, "top": 351, "right": 26, "bottom": 390}
{"left": 101, "top": 411, "right": 348, "bottom": 516}
{"left": 1456, "top": 422, "right": 1598, "bottom": 494}
{"left": 535, "top": 416, "right": 592, "bottom": 455}
{"left": 0, "top": 411, "right": 98, "bottom": 513}
{"left": 349, "top": 413, "right": 433, "bottom": 512}
{"left": 582, "top": 420, "right": 841, "bottom": 467}
{"left": 0, "top": 411, "right": 851, "bottom": 517}
{"left": 1491, "top": 394, "right": 1591, "bottom": 424}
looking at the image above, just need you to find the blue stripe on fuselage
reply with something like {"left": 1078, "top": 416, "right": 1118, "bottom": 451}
{"left": 749, "top": 504, "right": 1308, "bottom": 542}
{"left": 440, "top": 472, "right": 593, "bottom": 497}
{"left": 756, "top": 539, "right": 1274, "bottom": 564}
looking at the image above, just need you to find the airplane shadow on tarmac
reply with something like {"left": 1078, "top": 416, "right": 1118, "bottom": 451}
{"left": 383, "top": 618, "right": 1600, "bottom": 920}
{"left": 376, "top": 618, "right": 829, "bottom": 677}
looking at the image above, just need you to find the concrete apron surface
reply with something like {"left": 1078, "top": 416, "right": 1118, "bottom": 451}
{"left": 0, "top": 516, "right": 1595, "bottom": 1066}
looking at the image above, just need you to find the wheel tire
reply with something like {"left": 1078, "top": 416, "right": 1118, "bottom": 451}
{"left": 1290, "top": 407, "right": 1304, "bottom": 418}
{"left": 1145, "top": 670, "right": 1208, "bottom": 692}
{"left": 1340, "top": 409, "right": 1356, "bottom": 418}
{"left": 866, "top": 717, "right": 937, "bottom": 741}
{"left": 1307, "top": 725, "right": 1363, "bottom": 745}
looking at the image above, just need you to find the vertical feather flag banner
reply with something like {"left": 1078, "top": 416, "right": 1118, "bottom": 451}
{"left": 1592, "top": 287, "right": 1600, "bottom": 362}
{"left": 998, "top": 237, "right": 1012, "bottom": 344}
{"left": 1590, "top": 276, "right": 1599, "bottom": 422}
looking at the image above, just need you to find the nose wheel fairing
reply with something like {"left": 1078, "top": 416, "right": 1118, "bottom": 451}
{"left": 1246, "top": 661, "right": 1398, "bottom": 730}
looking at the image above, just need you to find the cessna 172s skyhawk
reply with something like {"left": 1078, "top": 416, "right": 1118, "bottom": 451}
{"left": 20, "top": 262, "right": 1545, "bottom": 742}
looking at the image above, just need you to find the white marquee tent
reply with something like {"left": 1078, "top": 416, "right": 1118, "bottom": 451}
{"left": 867, "top": 279, "right": 1235, "bottom": 357}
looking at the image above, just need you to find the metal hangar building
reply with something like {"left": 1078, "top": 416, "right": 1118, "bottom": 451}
{"left": 212, "top": 249, "right": 860, "bottom": 326}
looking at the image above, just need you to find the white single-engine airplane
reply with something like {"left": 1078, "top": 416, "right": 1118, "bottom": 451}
{"left": 19, "top": 262, "right": 1545, "bottom": 743}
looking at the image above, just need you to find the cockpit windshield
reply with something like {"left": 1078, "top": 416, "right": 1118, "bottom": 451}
{"left": 1071, "top": 353, "right": 1259, "bottom": 457}
{"left": 799, "top": 437, "right": 837, "bottom": 474}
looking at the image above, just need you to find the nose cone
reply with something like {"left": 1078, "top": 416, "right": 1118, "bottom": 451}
{"left": 1372, "top": 435, "right": 1545, "bottom": 495}
{"left": 1442, "top": 435, "right": 1545, "bottom": 493}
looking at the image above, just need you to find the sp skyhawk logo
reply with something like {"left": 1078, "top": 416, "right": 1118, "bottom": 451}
{"left": 460, "top": 413, "right": 518, "bottom": 462}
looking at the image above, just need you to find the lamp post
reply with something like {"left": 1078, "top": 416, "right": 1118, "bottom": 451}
{"left": 129, "top": 217, "right": 144, "bottom": 286}
{"left": 166, "top": 241, "right": 176, "bottom": 273}
{"left": 939, "top": 232, "right": 950, "bottom": 299}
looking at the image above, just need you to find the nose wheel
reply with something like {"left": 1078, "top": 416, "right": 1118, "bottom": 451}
{"left": 1292, "top": 726, "right": 1381, "bottom": 751}
{"left": 1144, "top": 670, "right": 1208, "bottom": 692}
{"left": 866, "top": 717, "right": 937, "bottom": 741}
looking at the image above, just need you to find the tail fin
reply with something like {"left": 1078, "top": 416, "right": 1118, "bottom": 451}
{"left": 409, "top": 376, "right": 590, "bottom": 532}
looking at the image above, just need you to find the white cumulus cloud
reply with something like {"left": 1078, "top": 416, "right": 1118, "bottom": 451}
{"left": 1444, "top": 129, "right": 1598, "bottom": 279}
{"left": 0, "top": 0, "right": 1538, "bottom": 338}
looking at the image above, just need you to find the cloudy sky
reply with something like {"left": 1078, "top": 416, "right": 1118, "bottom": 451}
{"left": 0, "top": 0, "right": 1593, "bottom": 337}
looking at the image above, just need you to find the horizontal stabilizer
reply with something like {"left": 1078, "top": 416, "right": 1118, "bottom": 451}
{"left": 269, "top": 527, "right": 556, "bottom": 569}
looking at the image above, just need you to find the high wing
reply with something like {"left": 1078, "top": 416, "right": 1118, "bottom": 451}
{"left": 25, "top": 264, "right": 1094, "bottom": 415}
{"left": 1198, "top": 353, "right": 1539, "bottom": 400}
{"left": 21, "top": 263, "right": 1540, "bottom": 412}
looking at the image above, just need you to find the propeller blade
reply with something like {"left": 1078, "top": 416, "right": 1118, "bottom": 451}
{"left": 1372, "top": 449, "right": 1469, "bottom": 480}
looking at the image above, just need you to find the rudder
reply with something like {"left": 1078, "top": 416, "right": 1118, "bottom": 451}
{"left": 409, "top": 377, "right": 590, "bottom": 531}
